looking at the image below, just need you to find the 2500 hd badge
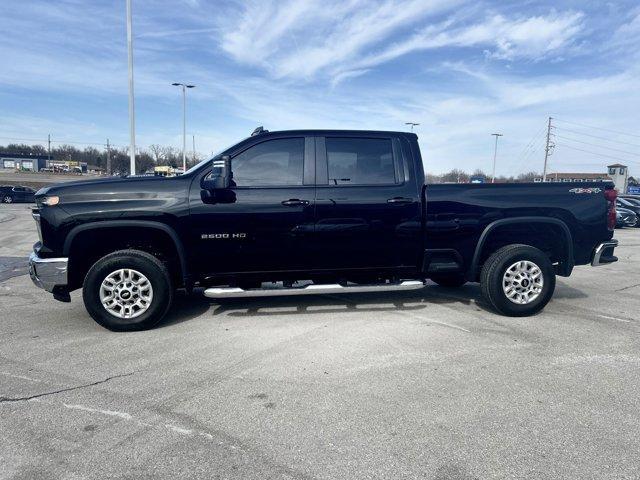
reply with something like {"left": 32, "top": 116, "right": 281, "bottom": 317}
{"left": 201, "top": 233, "right": 247, "bottom": 239}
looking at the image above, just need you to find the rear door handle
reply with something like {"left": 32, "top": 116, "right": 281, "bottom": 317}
{"left": 387, "top": 197, "right": 414, "bottom": 205}
{"left": 281, "top": 199, "right": 310, "bottom": 206}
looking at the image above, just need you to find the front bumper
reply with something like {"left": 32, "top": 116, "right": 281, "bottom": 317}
{"left": 591, "top": 239, "right": 619, "bottom": 266}
{"left": 29, "top": 252, "right": 68, "bottom": 292}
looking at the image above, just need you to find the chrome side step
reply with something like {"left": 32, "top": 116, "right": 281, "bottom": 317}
{"left": 203, "top": 280, "right": 425, "bottom": 299}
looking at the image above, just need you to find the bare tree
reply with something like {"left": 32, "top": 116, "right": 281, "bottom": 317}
{"left": 148, "top": 144, "right": 164, "bottom": 164}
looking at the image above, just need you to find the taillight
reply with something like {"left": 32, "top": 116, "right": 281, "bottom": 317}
{"left": 605, "top": 188, "right": 617, "bottom": 231}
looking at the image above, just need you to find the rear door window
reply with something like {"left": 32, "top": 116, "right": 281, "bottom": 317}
{"left": 326, "top": 138, "right": 397, "bottom": 185}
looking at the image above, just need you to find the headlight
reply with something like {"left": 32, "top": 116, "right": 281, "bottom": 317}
{"left": 40, "top": 196, "right": 60, "bottom": 206}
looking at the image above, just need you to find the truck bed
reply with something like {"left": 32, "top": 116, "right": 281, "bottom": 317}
{"left": 424, "top": 182, "right": 614, "bottom": 276}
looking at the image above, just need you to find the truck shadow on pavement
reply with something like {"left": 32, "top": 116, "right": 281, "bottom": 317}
{"left": 160, "top": 284, "right": 488, "bottom": 328}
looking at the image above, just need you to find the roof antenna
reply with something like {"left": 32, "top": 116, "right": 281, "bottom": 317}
{"left": 251, "top": 126, "right": 268, "bottom": 136}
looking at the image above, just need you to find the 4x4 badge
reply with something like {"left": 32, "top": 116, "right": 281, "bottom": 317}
{"left": 569, "top": 187, "right": 602, "bottom": 194}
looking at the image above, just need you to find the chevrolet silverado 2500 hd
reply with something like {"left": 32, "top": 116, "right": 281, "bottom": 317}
{"left": 29, "top": 128, "right": 619, "bottom": 330}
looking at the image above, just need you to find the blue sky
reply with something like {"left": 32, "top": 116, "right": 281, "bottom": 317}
{"left": 1, "top": 0, "right": 639, "bottom": 176}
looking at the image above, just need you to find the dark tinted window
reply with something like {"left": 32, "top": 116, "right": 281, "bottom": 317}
{"left": 232, "top": 138, "right": 304, "bottom": 186}
{"left": 326, "top": 138, "right": 396, "bottom": 185}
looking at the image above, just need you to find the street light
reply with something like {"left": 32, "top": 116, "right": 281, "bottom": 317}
{"left": 405, "top": 122, "right": 419, "bottom": 131}
{"left": 491, "top": 133, "right": 503, "bottom": 183}
{"left": 172, "top": 82, "right": 196, "bottom": 173}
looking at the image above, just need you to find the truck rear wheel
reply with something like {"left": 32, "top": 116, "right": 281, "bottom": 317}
{"left": 480, "top": 244, "right": 555, "bottom": 317}
{"left": 82, "top": 249, "right": 173, "bottom": 331}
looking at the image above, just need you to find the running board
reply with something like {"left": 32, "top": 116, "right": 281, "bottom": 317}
{"left": 203, "top": 280, "right": 425, "bottom": 299}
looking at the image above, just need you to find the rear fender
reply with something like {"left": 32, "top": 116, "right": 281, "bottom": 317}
{"left": 468, "top": 217, "right": 574, "bottom": 280}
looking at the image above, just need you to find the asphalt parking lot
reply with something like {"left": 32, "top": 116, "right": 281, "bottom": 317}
{"left": 1, "top": 203, "right": 639, "bottom": 479}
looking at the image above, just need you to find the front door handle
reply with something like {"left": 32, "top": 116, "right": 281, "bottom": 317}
{"left": 281, "top": 199, "right": 310, "bottom": 207}
{"left": 387, "top": 197, "right": 414, "bottom": 205}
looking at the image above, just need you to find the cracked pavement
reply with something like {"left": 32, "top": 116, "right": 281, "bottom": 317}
{"left": 0, "top": 372, "right": 134, "bottom": 403}
{"left": 1, "top": 203, "right": 640, "bottom": 479}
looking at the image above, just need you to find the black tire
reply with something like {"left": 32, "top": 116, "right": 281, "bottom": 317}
{"left": 2, "top": 195, "right": 13, "bottom": 203}
{"left": 480, "top": 244, "right": 555, "bottom": 317}
{"left": 82, "top": 249, "right": 173, "bottom": 331}
{"left": 430, "top": 274, "right": 467, "bottom": 288}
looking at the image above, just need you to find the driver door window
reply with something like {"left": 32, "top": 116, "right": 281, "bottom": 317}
{"left": 232, "top": 138, "right": 304, "bottom": 187}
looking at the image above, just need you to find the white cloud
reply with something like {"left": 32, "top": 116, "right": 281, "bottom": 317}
{"left": 219, "top": 3, "right": 585, "bottom": 83}
{"left": 606, "top": 9, "right": 640, "bottom": 53}
{"left": 220, "top": 0, "right": 464, "bottom": 80}
{"left": 353, "top": 10, "right": 584, "bottom": 73}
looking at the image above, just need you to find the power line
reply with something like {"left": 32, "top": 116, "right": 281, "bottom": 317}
{"left": 555, "top": 143, "right": 640, "bottom": 165}
{"left": 509, "top": 124, "right": 547, "bottom": 175}
{"left": 554, "top": 117, "right": 640, "bottom": 139}
{"left": 555, "top": 127, "right": 640, "bottom": 148}
{"left": 556, "top": 135, "right": 640, "bottom": 157}
{"left": 517, "top": 139, "right": 546, "bottom": 173}
{"left": 515, "top": 125, "right": 546, "bottom": 162}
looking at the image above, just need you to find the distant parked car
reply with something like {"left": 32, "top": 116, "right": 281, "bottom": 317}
{"left": 617, "top": 207, "right": 638, "bottom": 228}
{"left": 1, "top": 185, "right": 36, "bottom": 204}
{"left": 617, "top": 198, "right": 640, "bottom": 226}
{"left": 620, "top": 195, "right": 640, "bottom": 207}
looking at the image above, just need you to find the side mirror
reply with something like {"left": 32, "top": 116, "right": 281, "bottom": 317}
{"left": 202, "top": 155, "right": 231, "bottom": 190}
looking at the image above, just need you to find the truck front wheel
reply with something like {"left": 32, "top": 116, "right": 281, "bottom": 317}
{"left": 82, "top": 250, "right": 173, "bottom": 331}
{"left": 480, "top": 244, "right": 555, "bottom": 317}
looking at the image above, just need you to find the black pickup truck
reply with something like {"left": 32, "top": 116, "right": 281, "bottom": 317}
{"left": 29, "top": 128, "right": 619, "bottom": 331}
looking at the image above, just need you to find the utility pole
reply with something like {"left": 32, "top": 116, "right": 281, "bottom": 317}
{"left": 47, "top": 134, "right": 51, "bottom": 167}
{"left": 491, "top": 133, "right": 503, "bottom": 183}
{"left": 192, "top": 134, "right": 196, "bottom": 165}
{"left": 405, "top": 122, "right": 419, "bottom": 131}
{"left": 126, "top": 0, "right": 136, "bottom": 175}
{"left": 106, "top": 139, "right": 111, "bottom": 175}
{"left": 542, "top": 116, "right": 554, "bottom": 182}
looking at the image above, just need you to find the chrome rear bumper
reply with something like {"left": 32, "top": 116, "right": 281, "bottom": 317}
{"left": 29, "top": 252, "right": 68, "bottom": 292}
{"left": 591, "top": 239, "right": 618, "bottom": 266}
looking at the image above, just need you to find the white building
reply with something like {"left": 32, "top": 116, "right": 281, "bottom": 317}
{"left": 607, "top": 164, "right": 629, "bottom": 192}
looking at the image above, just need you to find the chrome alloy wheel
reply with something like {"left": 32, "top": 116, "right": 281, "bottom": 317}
{"left": 99, "top": 269, "right": 153, "bottom": 319}
{"left": 502, "top": 260, "right": 544, "bottom": 305}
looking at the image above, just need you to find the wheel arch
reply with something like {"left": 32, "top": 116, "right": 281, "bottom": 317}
{"left": 468, "top": 217, "right": 574, "bottom": 281}
{"left": 63, "top": 220, "right": 189, "bottom": 289}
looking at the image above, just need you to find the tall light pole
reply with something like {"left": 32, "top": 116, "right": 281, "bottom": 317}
{"left": 491, "top": 133, "right": 503, "bottom": 183}
{"left": 405, "top": 122, "right": 419, "bottom": 131}
{"left": 126, "top": 0, "right": 136, "bottom": 175}
{"left": 172, "top": 83, "right": 196, "bottom": 173}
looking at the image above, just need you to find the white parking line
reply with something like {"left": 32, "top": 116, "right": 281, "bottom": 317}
{"left": 597, "top": 314, "right": 632, "bottom": 323}
{"left": 0, "top": 372, "right": 41, "bottom": 382}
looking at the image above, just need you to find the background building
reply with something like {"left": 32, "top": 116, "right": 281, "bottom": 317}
{"left": 0, "top": 153, "right": 49, "bottom": 172}
{"left": 607, "top": 164, "right": 629, "bottom": 192}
